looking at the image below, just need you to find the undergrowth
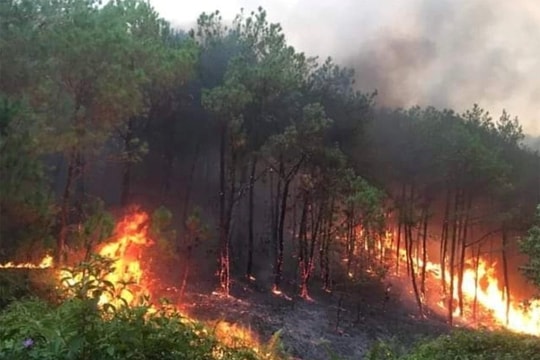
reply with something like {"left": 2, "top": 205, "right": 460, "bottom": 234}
{"left": 366, "top": 329, "right": 540, "bottom": 360}
{"left": 0, "top": 256, "right": 286, "bottom": 360}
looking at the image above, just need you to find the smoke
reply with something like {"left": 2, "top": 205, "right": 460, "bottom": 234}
{"left": 150, "top": 0, "right": 540, "bottom": 135}
{"left": 283, "top": 0, "right": 540, "bottom": 135}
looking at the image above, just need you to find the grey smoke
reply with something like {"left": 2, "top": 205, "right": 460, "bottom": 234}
{"left": 151, "top": 0, "right": 540, "bottom": 135}
{"left": 282, "top": 0, "right": 540, "bottom": 135}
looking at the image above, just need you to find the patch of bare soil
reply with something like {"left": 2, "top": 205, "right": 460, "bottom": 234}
{"left": 175, "top": 277, "right": 451, "bottom": 360}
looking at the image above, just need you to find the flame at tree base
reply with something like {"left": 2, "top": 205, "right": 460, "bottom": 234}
{"left": 1, "top": 209, "right": 263, "bottom": 354}
{"left": 4, "top": 210, "right": 540, "bottom": 347}
{"left": 394, "top": 245, "right": 540, "bottom": 336}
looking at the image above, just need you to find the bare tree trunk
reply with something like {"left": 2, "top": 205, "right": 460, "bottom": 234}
{"left": 457, "top": 194, "right": 472, "bottom": 317}
{"left": 218, "top": 124, "right": 229, "bottom": 294}
{"left": 346, "top": 208, "right": 355, "bottom": 276}
{"left": 396, "top": 217, "right": 402, "bottom": 275}
{"left": 420, "top": 207, "right": 428, "bottom": 296}
{"left": 321, "top": 198, "right": 334, "bottom": 291}
{"left": 274, "top": 177, "right": 291, "bottom": 292}
{"left": 448, "top": 188, "right": 461, "bottom": 325}
{"left": 440, "top": 188, "right": 451, "bottom": 295}
{"left": 178, "top": 240, "right": 193, "bottom": 302}
{"left": 473, "top": 244, "right": 481, "bottom": 320}
{"left": 181, "top": 141, "right": 201, "bottom": 226}
{"left": 298, "top": 192, "right": 309, "bottom": 298}
{"left": 406, "top": 185, "right": 423, "bottom": 315}
{"left": 396, "top": 183, "right": 406, "bottom": 275}
{"left": 407, "top": 222, "right": 423, "bottom": 314}
{"left": 246, "top": 155, "right": 257, "bottom": 279}
{"left": 58, "top": 149, "right": 76, "bottom": 266}
{"left": 501, "top": 228, "right": 511, "bottom": 325}
{"left": 301, "top": 197, "right": 324, "bottom": 298}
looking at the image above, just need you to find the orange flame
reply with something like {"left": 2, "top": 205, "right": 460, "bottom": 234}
{"left": 58, "top": 209, "right": 261, "bottom": 351}
{"left": 0, "top": 254, "right": 53, "bottom": 269}
{"left": 397, "top": 247, "right": 540, "bottom": 335}
{"left": 213, "top": 321, "right": 260, "bottom": 349}
{"left": 59, "top": 210, "right": 152, "bottom": 307}
{"left": 94, "top": 210, "right": 151, "bottom": 305}
{"left": 459, "top": 259, "right": 540, "bottom": 334}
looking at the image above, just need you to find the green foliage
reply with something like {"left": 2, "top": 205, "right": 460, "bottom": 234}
{"left": 185, "top": 206, "right": 211, "bottom": 242}
{"left": 73, "top": 198, "right": 115, "bottom": 251}
{"left": 405, "top": 330, "right": 540, "bottom": 360}
{"left": 0, "top": 270, "right": 58, "bottom": 310}
{"left": 59, "top": 254, "right": 125, "bottom": 304}
{"left": 150, "top": 206, "right": 177, "bottom": 256}
{"left": 0, "top": 256, "right": 276, "bottom": 360}
{"left": 0, "top": 97, "right": 55, "bottom": 261}
{"left": 520, "top": 205, "right": 540, "bottom": 291}
{"left": 367, "top": 330, "right": 540, "bottom": 360}
{"left": 0, "top": 296, "right": 265, "bottom": 360}
{"left": 364, "top": 338, "right": 403, "bottom": 360}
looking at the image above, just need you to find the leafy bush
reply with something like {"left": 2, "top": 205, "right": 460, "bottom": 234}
{"left": 0, "top": 255, "right": 281, "bottom": 360}
{"left": 0, "top": 270, "right": 58, "bottom": 310}
{"left": 367, "top": 330, "right": 540, "bottom": 360}
{"left": 0, "top": 297, "right": 263, "bottom": 360}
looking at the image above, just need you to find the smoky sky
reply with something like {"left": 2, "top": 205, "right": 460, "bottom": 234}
{"left": 150, "top": 0, "right": 540, "bottom": 135}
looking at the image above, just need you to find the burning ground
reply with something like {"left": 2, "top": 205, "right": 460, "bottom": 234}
{"left": 3, "top": 209, "right": 538, "bottom": 359}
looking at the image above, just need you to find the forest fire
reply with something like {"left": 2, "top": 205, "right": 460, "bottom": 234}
{"left": 59, "top": 210, "right": 152, "bottom": 306}
{"left": 397, "top": 247, "right": 540, "bottom": 335}
{"left": 458, "top": 260, "right": 540, "bottom": 334}
{"left": 8, "top": 209, "right": 262, "bottom": 353}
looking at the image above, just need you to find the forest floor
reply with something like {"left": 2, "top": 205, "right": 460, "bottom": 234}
{"left": 176, "top": 275, "right": 453, "bottom": 360}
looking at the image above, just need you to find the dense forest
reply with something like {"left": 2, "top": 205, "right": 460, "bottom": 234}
{"left": 1, "top": 1, "right": 540, "bottom": 358}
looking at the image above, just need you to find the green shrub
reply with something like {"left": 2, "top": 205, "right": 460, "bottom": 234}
{"left": 404, "top": 329, "right": 540, "bottom": 360}
{"left": 0, "top": 269, "right": 58, "bottom": 310}
{"left": 367, "top": 330, "right": 540, "bottom": 360}
{"left": 0, "top": 254, "right": 279, "bottom": 360}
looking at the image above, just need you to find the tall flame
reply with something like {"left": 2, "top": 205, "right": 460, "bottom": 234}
{"left": 54, "top": 209, "right": 260, "bottom": 351}
{"left": 454, "top": 259, "right": 540, "bottom": 334}
{"left": 57, "top": 210, "right": 151, "bottom": 307}
{"left": 397, "top": 246, "right": 540, "bottom": 335}
{"left": 95, "top": 210, "right": 151, "bottom": 305}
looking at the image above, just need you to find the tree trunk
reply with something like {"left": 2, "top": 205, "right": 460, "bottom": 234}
{"left": 301, "top": 196, "right": 324, "bottom": 299}
{"left": 298, "top": 193, "right": 309, "bottom": 298}
{"left": 448, "top": 188, "right": 461, "bottom": 325}
{"left": 457, "top": 194, "right": 472, "bottom": 317}
{"left": 321, "top": 198, "right": 334, "bottom": 291}
{"left": 407, "top": 222, "right": 423, "bottom": 314}
{"left": 178, "top": 240, "right": 193, "bottom": 302}
{"left": 274, "top": 177, "right": 291, "bottom": 292}
{"left": 396, "top": 183, "right": 406, "bottom": 275}
{"left": 178, "top": 141, "right": 201, "bottom": 258}
{"left": 246, "top": 155, "right": 258, "bottom": 279}
{"left": 218, "top": 124, "right": 229, "bottom": 294}
{"left": 58, "top": 150, "right": 76, "bottom": 266}
{"left": 420, "top": 207, "right": 428, "bottom": 296}
{"left": 406, "top": 185, "right": 423, "bottom": 314}
{"left": 440, "top": 188, "right": 451, "bottom": 294}
{"left": 473, "top": 244, "right": 481, "bottom": 320}
{"left": 346, "top": 208, "right": 355, "bottom": 276}
{"left": 501, "top": 228, "right": 511, "bottom": 325}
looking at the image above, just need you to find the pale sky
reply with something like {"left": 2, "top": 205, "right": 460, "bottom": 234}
{"left": 149, "top": 0, "right": 540, "bottom": 136}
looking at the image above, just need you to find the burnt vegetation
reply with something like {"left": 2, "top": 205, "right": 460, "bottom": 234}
{"left": 1, "top": 1, "right": 540, "bottom": 359}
